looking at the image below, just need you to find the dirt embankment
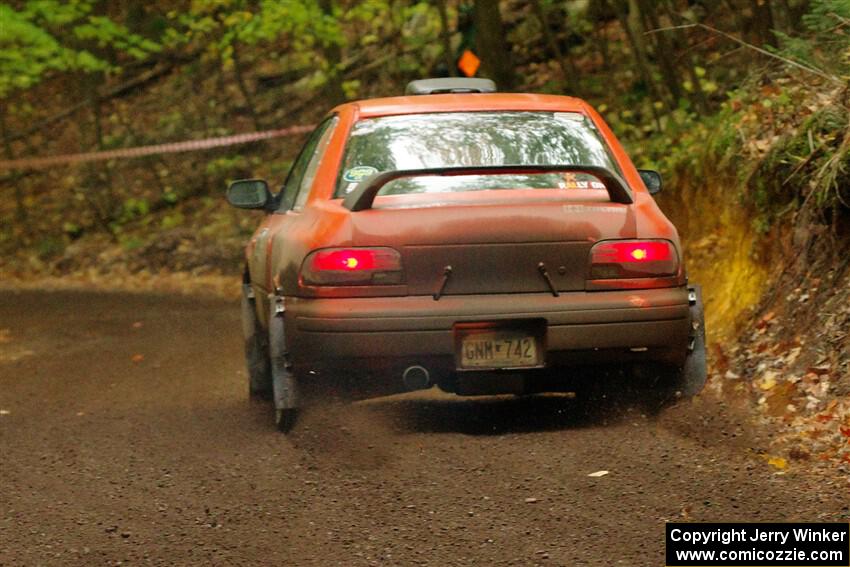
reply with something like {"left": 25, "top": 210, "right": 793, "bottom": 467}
{"left": 661, "top": 155, "right": 850, "bottom": 473}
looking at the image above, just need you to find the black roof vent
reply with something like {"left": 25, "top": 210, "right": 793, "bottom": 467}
{"left": 405, "top": 78, "right": 497, "bottom": 95}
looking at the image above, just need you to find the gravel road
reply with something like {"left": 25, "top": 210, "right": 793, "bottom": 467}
{"left": 1, "top": 289, "right": 847, "bottom": 566}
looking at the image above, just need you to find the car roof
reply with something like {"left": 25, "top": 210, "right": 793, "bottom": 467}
{"left": 335, "top": 93, "right": 591, "bottom": 119}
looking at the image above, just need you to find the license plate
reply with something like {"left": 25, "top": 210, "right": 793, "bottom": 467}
{"left": 459, "top": 330, "right": 540, "bottom": 369}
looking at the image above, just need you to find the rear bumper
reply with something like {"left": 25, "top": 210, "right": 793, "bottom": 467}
{"left": 284, "top": 287, "right": 691, "bottom": 372}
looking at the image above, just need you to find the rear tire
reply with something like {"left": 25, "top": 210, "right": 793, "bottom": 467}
{"left": 269, "top": 295, "right": 299, "bottom": 433}
{"left": 632, "top": 363, "right": 682, "bottom": 412}
{"left": 241, "top": 282, "right": 272, "bottom": 400}
{"left": 636, "top": 285, "right": 708, "bottom": 412}
{"left": 274, "top": 408, "right": 298, "bottom": 433}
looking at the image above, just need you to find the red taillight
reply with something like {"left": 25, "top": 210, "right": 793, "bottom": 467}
{"left": 589, "top": 240, "right": 678, "bottom": 279}
{"left": 301, "top": 247, "right": 403, "bottom": 286}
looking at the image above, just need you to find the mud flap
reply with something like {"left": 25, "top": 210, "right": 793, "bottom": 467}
{"left": 268, "top": 295, "right": 299, "bottom": 412}
{"left": 241, "top": 283, "right": 271, "bottom": 398}
{"left": 681, "top": 284, "right": 707, "bottom": 396}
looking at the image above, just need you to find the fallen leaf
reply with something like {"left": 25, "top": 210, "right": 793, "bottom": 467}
{"left": 756, "top": 312, "right": 775, "bottom": 329}
{"left": 785, "top": 347, "right": 802, "bottom": 365}
{"left": 0, "top": 409, "right": 9, "bottom": 416}
{"left": 759, "top": 371, "right": 778, "bottom": 391}
{"left": 0, "top": 329, "right": 11, "bottom": 343}
{"left": 765, "top": 382, "right": 797, "bottom": 417}
{"left": 131, "top": 354, "right": 144, "bottom": 363}
{"left": 807, "top": 366, "right": 830, "bottom": 376}
{"left": 587, "top": 470, "right": 609, "bottom": 477}
{"left": 788, "top": 447, "right": 810, "bottom": 461}
{"left": 524, "top": 497, "right": 538, "bottom": 503}
{"left": 766, "top": 456, "right": 788, "bottom": 470}
{"left": 132, "top": 322, "right": 143, "bottom": 329}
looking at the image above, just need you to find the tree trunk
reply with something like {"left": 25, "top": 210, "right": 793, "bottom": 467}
{"left": 638, "top": 0, "right": 682, "bottom": 105}
{"left": 625, "top": 0, "right": 650, "bottom": 65}
{"left": 590, "top": 1, "right": 612, "bottom": 72}
{"left": 0, "top": 110, "right": 26, "bottom": 224}
{"left": 749, "top": 0, "right": 777, "bottom": 47}
{"left": 82, "top": 74, "right": 117, "bottom": 234}
{"left": 318, "top": 0, "right": 347, "bottom": 104}
{"left": 612, "top": 0, "right": 664, "bottom": 126}
{"left": 530, "top": 0, "right": 577, "bottom": 93}
{"left": 660, "top": 0, "right": 708, "bottom": 114}
{"left": 474, "top": 0, "right": 517, "bottom": 90}
{"left": 772, "top": 0, "right": 793, "bottom": 33}
{"left": 231, "top": 43, "right": 262, "bottom": 131}
{"left": 436, "top": 0, "right": 456, "bottom": 77}
{"left": 720, "top": 0, "right": 747, "bottom": 40}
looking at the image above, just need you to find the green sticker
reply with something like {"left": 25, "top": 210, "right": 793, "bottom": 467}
{"left": 343, "top": 166, "right": 379, "bottom": 183}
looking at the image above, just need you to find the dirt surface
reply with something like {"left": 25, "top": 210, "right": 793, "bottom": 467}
{"left": 1, "top": 290, "right": 848, "bottom": 566}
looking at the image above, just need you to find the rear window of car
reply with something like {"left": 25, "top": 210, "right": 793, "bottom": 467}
{"left": 334, "top": 111, "right": 621, "bottom": 198}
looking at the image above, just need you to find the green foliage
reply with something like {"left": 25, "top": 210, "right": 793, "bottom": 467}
{"left": 73, "top": 16, "right": 160, "bottom": 60}
{"left": 165, "top": 0, "right": 343, "bottom": 65}
{"left": 118, "top": 234, "right": 145, "bottom": 251}
{"left": 119, "top": 197, "right": 151, "bottom": 224}
{"left": 160, "top": 212, "right": 185, "bottom": 230}
{"left": 0, "top": 3, "right": 104, "bottom": 96}
{"left": 4, "top": 0, "right": 849, "bottom": 275}
{"left": 801, "top": 0, "right": 850, "bottom": 33}
{"left": 205, "top": 154, "right": 251, "bottom": 178}
{"left": 36, "top": 235, "right": 64, "bottom": 259}
{"left": 162, "top": 191, "right": 179, "bottom": 205}
{"left": 0, "top": 1, "right": 160, "bottom": 98}
{"left": 774, "top": 0, "right": 850, "bottom": 75}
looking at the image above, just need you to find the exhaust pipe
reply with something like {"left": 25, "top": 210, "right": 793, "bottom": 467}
{"left": 402, "top": 365, "right": 431, "bottom": 391}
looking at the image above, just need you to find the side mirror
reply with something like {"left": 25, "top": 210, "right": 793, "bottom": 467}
{"left": 638, "top": 169, "right": 662, "bottom": 195}
{"left": 226, "top": 179, "right": 272, "bottom": 209}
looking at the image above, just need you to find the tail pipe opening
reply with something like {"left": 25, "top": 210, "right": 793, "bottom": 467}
{"left": 402, "top": 365, "right": 431, "bottom": 391}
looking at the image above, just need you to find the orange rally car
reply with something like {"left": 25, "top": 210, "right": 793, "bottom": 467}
{"left": 227, "top": 78, "right": 706, "bottom": 432}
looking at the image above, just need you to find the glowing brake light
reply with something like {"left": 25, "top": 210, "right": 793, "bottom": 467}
{"left": 301, "top": 247, "right": 403, "bottom": 286}
{"left": 589, "top": 240, "right": 678, "bottom": 280}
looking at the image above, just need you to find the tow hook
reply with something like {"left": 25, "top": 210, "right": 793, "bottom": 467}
{"left": 687, "top": 286, "right": 702, "bottom": 352}
{"left": 273, "top": 293, "right": 285, "bottom": 315}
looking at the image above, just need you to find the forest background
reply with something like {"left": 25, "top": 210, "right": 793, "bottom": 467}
{"left": 1, "top": 0, "right": 849, "bottom": 467}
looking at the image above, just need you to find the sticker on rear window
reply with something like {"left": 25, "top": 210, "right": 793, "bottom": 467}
{"left": 563, "top": 179, "right": 606, "bottom": 190}
{"left": 343, "top": 166, "right": 379, "bottom": 183}
{"left": 554, "top": 112, "right": 585, "bottom": 122}
{"left": 559, "top": 172, "right": 606, "bottom": 190}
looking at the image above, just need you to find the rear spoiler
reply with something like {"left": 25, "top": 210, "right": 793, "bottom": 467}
{"left": 342, "top": 165, "right": 633, "bottom": 211}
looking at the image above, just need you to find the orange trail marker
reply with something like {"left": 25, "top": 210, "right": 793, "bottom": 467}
{"left": 457, "top": 50, "right": 481, "bottom": 77}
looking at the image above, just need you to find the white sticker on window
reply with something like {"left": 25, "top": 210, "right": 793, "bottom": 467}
{"left": 343, "top": 165, "right": 379, "bottom": 183}
{"left": 554, "top": 112, "right": 585, "bottom": 122}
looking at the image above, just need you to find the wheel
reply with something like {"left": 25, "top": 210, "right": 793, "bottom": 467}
{"left": 241, "top": 281, "right": 271, "bottom": 400}
{"left": 635, "top": 285, "right": 708, "bottom": 411}
{"left": 632, "top": 363, "right": 683, "bottom": 411}
{"left": 268, "top": 295, "right": 300, "bottom": 433}
{"left": 274, "top": 407, "right": 298, "bottom": 432}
